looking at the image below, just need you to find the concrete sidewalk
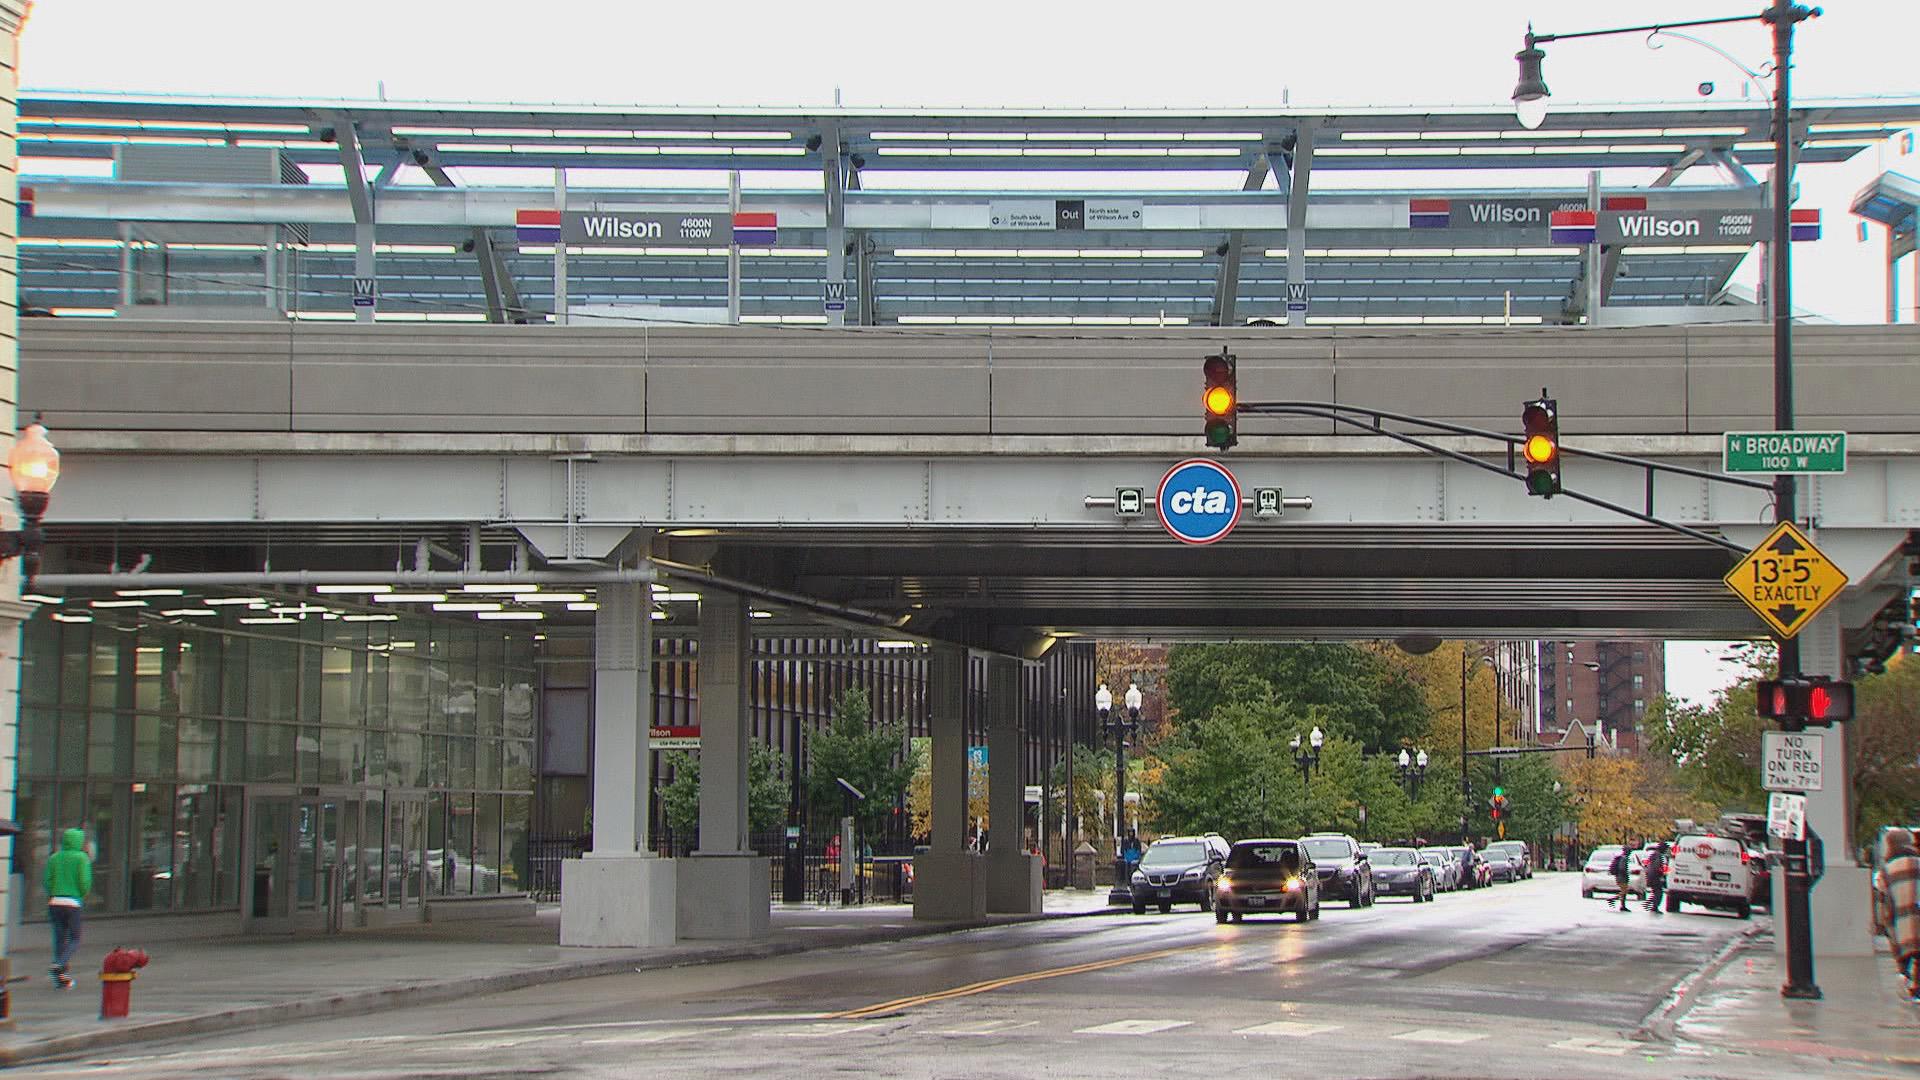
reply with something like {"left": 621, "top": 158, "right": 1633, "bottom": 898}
{"left": 1666, "top": 931, "right": 1919, "bottom": 1070}
{"left": 0, "top": 889, "right": 1118, "bottom": 1066}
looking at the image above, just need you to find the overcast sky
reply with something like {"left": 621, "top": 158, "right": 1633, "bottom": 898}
{"left": 18, "top": 0, "right": 1918, "bottom": 709}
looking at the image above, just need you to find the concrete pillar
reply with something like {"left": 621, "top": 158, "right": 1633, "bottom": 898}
{"left": 914, "top": 645, "right": 985, "bottom": 921}
{"left": 1773, "top": 609, "right": 1872, "bottom": 960}
{"left": 679, "top": 590, "right": 768, "bottom": 939}
{"left": 561, "top": 582, "right": 676, "bottom": 946}
{"left": 985, "top": 657, "right": 1042, "bottom": 914}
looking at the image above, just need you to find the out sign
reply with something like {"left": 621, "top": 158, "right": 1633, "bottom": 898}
{"left": 1762, "top": 730, "right": 1823, "bottom": 792}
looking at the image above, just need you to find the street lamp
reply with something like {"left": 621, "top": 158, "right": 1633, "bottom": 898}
{"left": 1098, "top": 682, "right": 1140, "bottom": 905}
{"left": 3, "top": 422, "right": 59, "bottom": 583}
{"left": 1291, "top": 726, "right": 1323, "bottom": 785}
{"left": 1397, "top": 748, "right": 1428, "bottom": 800}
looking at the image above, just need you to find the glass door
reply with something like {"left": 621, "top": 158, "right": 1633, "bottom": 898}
{"left": 386, "top": 797, "right": 428, "bottom": 919}
{"left": 245, "top": 794, "right": 295, "bottom": 932}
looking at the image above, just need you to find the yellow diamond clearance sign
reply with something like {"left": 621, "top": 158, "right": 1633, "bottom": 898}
{"left": 1723, "top": 522, "right": 1848, "bottom": 639}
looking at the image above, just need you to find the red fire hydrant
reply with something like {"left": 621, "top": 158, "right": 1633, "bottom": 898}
{"left": 99, "top": 947, "right": 150, "bottom": 1020}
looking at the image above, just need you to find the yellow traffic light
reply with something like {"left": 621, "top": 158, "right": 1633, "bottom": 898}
{"left": 1523, "top": 433, "right": 1556, "bottom": 465}
{"left": 1205, "top": 385, "right": 1235, "bottom": 417}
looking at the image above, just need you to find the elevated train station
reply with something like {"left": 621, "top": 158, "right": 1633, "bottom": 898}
{"left": 8, "top": 90, "right": 1920, "bottom": 946}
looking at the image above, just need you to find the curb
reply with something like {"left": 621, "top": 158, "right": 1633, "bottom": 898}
{"left": 1634, "top": 920, "right": 1769, "bottom": 1044}
{"left": 0, "top": 904, "right": 1116, "bottom": 1067}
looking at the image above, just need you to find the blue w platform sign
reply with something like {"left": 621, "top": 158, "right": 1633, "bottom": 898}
{"left": 1156, "top": 459, "right": 1241, "bottom": 545}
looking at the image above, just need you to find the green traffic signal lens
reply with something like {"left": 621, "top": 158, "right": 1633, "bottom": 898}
{"left": 1492, "top": 786, "right": 1505, "bottom": 798}
{"left": 1205, "top": 420, "right": 1237, "bottom": 449}
{"left": 1526, "top": 470, "right": 1558, "bottom": 496}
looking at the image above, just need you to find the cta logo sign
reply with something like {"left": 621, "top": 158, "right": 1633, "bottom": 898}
{"left": 1157, "top": 459, "right": 1241, "bottom": 545}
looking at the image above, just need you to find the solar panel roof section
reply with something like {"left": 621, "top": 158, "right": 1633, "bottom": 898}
{"left": 15, "top": 92, "right": 1918, "bottom": 324}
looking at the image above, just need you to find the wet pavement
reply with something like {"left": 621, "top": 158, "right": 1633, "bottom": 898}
{"left": 1672, "top": 930, "right": 1920, "bottom": 1071}
{"left": 13, "top": 874, "right": 1847, "bottom": 1079}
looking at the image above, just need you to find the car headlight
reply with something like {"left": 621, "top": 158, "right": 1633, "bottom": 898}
{"left": 1282, "top": 876, "right": 1302, "bottom": 892}
{"left": 1216, "top": 878, "right": 1232, "bottom": 892}
{"left": 1182, "top": 868, "right": 1204, "bottom": 880}
{"left": 1131, "top": 871, "right": 1146, "bottom": 884}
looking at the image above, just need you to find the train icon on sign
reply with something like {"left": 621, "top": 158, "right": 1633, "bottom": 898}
{"left": 1156, "top": 458, "right": 1241, "bottom": 545}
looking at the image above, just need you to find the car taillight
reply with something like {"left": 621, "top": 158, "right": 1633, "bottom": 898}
{"left": 1739, "top": 851, "right": 1750, "bottom": 864}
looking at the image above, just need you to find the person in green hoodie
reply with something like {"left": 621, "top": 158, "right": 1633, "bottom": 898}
{"left": 44, "top": 828, "right": 92, "bottom": 988}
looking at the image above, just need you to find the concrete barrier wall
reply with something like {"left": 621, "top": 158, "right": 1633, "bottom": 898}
{"left": 19, "top": 320, "right": 1920, "bottom": 436}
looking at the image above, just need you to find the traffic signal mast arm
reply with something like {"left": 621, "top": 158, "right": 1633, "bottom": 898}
{"left": 1230, "top": 398, "right": 1770, "bottom": 555}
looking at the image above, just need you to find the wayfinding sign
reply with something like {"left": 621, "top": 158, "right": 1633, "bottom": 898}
{"left": 1156, "top": 459, "right": 1241, "bottom": 545}
{"left": 1723, "top": 431, "right": 1847, "bottom": 474}
{"left": 561, "top": 210, "right": 729, "bottom": 245}
{"left": 1762, "top": 730, "right": 1824, "bottom": 792}
{"left": 1723, "top": 521, "right": 1848, "bottom": 639}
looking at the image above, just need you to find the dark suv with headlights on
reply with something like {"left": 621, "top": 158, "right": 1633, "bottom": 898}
{"left": 1366, "top": 847, "right": 1436, "bottom": 902}
{"left": 1299, "top": 833, "right": 1374, "bottom": 907}
{"left": 1215, "top": 839, "right": 1320, "bottom": 923}
{"left": 1129, "top": 834, "right": 1230, "bottom": 914}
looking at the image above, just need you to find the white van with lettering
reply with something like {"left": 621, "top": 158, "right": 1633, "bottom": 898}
{"left": 1663, "top": 833, "right": 1753, "bottom": 919}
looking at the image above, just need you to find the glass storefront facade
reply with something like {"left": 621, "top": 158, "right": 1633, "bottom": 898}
{"left": 14, "top": 598, "right": 536, "bottom": 919}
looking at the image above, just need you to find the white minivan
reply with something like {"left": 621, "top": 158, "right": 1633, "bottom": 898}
{"left": 1663, "top": 833, "right": 1753, "bottom": 918}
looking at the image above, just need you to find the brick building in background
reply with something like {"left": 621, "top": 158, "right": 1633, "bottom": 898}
{"left": 1536, "top": 641, "right": 1666, "bottom": 754}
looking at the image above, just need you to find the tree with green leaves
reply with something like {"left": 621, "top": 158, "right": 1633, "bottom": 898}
{"left": 659, "top": 742, "right": 791, "bottom": 842}
{"left": 1165, "top": 643, "right": 1430, "bottom": 750}
{"left": 807, "top": 688, "right": 915, "bottom": 834}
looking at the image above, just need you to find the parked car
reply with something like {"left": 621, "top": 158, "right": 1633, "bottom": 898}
{"left": 1215, "top": 839, "right": 1320, "bottom": 923}
{"left": 1366, "top": 847, "right": 1436, "bottom": 902}
{"left": 1580, "top": 845, "right": 1646, "bottom": 899}
{"left": 1665, "top": 833, "right": 1753, "bottom": 919}
{"left": 1483, "top": 840, "right": 1532, "bottom": 881}
{"left": 1418, "top": 848, "right": 1460, "bottom": 892}
{"left": 1130, "top": 833, "right": 1230, "bottom": 914}
{"left": 1451, "top": 845, "right": 1490, "bottom": 889}
{"left": 1299, "top": 833, "right": 1375, "bottom": 907}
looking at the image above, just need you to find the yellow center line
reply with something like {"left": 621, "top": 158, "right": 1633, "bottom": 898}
{"left": 830, "top": 942, "right": 1210, "bottom": 1020}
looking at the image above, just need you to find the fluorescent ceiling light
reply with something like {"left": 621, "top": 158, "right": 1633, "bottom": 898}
{"left": 115, "top": 588, "right": 184, "bottom": 597}
{"left": 373, "top": 593, "right": 448, "bottom": 603}
{"left": 514, "top": 593, "right": 588, "bottom": 603}
{"left": 203, "top": 597, "right": 269, "bottom": 606}
{"left": 271, "top": 605, "right": 330, "bottom": 615}
{"left": 160, "top": 608, "right": 218, "bottom": 617}
{"left": 750, "top": 610, "right": 773, "bottom": 619}
{"left": 89, "top": 599, "right": 148, "bottom": 608}
{"left": 477, "top": 611, "right": 544, "bottom": 621}
{"left": 434, "top": 602, "right": 503, "bottom": 612}
{"left": 655, "top": 592, "right": 702, "bottom": 602}
{"left": 21, "top": 593, "right": 61, "bottom": 604}
{"left": 341, "top": 613, "right": 400, "bottom": 622}
{"left": 315, "top": 584, "right": 393, "bottom": 594}
{"left": 876, "top": 640, "right": 920, "bottom": 650}
{"left": 567, "top": 602, "right": 600, "bottom": 611}
{"left": 650, "top": 610, "right": 669, "bottom": 620}
{"left": 239, "top": 617, "right": 298, "bottom": 625}
{"left": 460, "top": 584, "right": 540, "bottom": 594}
{"left": 51, "top": 613, "right": 93, "bottom": 623}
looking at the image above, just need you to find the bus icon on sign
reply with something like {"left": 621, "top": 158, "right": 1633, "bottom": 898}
{"left": 1156, "top": 458, "right": 1241, "bottom": 545}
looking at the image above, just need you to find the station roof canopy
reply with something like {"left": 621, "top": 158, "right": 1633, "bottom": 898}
{"left": 19, "top": 91, "right": 1920, "bottom": 325}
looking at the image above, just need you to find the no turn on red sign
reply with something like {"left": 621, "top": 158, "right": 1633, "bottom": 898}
{"left": 1762, "top": 730, "right": 1823, "bottom": 792}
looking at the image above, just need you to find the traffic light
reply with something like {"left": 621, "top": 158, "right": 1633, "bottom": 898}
{"left": 1521, "top": 395, "right": 1560, "bottom": 497}
{"left": 1203, "top": 349, "right": 1238, "bottom": 451}
{"left": 1755, "top": 677, "right": 1855, "bottom": 727}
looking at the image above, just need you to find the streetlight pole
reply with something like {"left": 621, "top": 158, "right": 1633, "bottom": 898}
{"left": 1459, "top": 646, "right": 1470, "bottom": 844}
{"left": 1510, "top": 0, "right": 1821, "bottom": 1001}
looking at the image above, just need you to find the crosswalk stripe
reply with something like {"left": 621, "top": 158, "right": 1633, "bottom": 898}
{"left": 1075, "top": 1019, "right": 1192, "bottom": 1036}
{"left": 776, "top": 1023, "right": 874, "bottom": 1038}
{"left": 1551, "top": 1036, "right": 1643, "bottom": 1056}
{"left": 1392, "top": 1028, "right": 1489, "bottom": 1045}
{"left": 930, "top": 1020, "right": 1040, "bottom": 1037}
{"left": 1236, "top": 1021, "right": 1344, "bottom": 1037}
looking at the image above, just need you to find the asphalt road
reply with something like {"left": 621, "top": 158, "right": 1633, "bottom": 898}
{"left": 19, "top": 876, "right": 1852, "bottom": 1079}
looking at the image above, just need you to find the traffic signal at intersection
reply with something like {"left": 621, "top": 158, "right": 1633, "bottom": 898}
{"left": 1755, "top": 676, "right": 1854, "bottom": 727}
{"left": 1203, "top": 350, "right": 1238, "bottom": 450}
{"left": 1521, "top": 395, "right": 1560, "bottom": 497}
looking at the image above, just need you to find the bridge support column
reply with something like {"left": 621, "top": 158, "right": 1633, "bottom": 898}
{"left": 986, "top": 656, "right": 1042, "bottom": 913}
{"left": 1774, "top": 610, "right": 1873, "bottom": 959}
{"left": 679, "top": 590, "right": 770, "bottom": 939}
{"left": 915, "top": 645, "right": 985, "bottom": 921}
{"left": 561, "top": 583, "right": 677, "bottom": 946}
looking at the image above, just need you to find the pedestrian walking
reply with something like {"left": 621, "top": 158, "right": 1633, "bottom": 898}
{"left": 1643, "top": 841, "right": 1669, "bottom": 915}
{"left": 1609, "top": 843, "right": 1634, "bottom": 912}
{"left": 44, "top": 827, "right": 92, "bottom": 988}
{"left": 1872, "top": 827, "right": 1919, "bottom": 1001}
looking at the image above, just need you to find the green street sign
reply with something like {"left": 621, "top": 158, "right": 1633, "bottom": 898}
{"left": 1723, "top": 431, "right": 1847, "bottom": 475}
